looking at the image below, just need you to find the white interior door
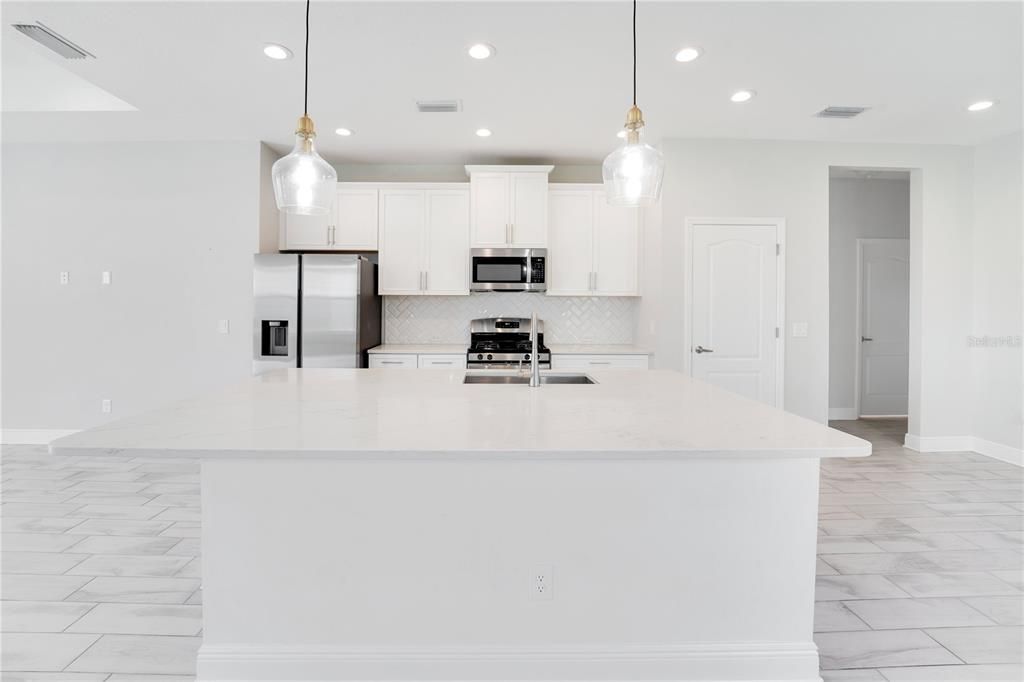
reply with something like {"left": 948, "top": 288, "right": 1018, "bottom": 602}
{"left": 690, "top": 222, "right": 781, "bottom": 406}
{"left": 858, "top": 239, "right": 910, "bottom": 416}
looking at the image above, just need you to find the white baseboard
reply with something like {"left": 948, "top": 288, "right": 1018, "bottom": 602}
{"left": 828, "top": 408, "right": 859, "bottom": 421}
{"left": 972, "top": 437, "right": 1024, "bottom": 467}
{"left": 1, "top": 429, "right": 78, "bottom": 445}
{"left": 904, "top": 434, "right": 1022, "bottom": 467}
{"left": 197, "top": 642, "right": 822, "bottom": 681}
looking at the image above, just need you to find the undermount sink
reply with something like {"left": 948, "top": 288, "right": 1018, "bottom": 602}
{"left": 463, "top": 373, "right": 597, "bottom": 385}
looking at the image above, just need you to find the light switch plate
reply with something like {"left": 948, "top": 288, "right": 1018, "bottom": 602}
{"left": 59, "top": 271, "right": 69, "bottom": 285}
{"left": 792, "top": 322, "right": 809, "bottom": 338}
{"left": 101, "top": 271, "right": 112, "bottom": 285}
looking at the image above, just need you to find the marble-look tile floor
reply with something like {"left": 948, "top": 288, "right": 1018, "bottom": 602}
{"left": 0, "top": 418, "right": 1020, "bottom": 681}
{"left": 820, "top": 419, "right": 1022, "bottom": 681}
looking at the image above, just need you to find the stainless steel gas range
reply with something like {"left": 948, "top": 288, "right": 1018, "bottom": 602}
{"left": 466, "top": 317, "right": 551, "bottom": 370}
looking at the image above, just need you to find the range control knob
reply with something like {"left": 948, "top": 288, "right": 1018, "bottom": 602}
{"left": 524, "top": 354, "right": 531, "bottom": 360}
{"left": 477, "top": 354, "right": 484, "bottom": 360}
{"left": 486, "top": 354, "right": 493, "bottom": 361}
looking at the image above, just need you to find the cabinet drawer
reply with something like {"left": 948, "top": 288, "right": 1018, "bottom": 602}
{"left": 369, "top": 354, "right": 418, "bottom": 369}
{"left": 550, "top": 354, "right": 649, "bottom": 370}
{"left": 417, "top": 354, "right": 467, "bottom": 369}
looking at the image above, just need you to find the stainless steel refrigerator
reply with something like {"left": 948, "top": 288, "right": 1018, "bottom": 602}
{"left": 253, "top": 254, "right": 381, "bottom": 375}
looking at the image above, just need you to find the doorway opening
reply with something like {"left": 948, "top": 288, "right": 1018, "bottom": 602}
{"left": 828, "top": 168, "right": 911, "bottom": 421}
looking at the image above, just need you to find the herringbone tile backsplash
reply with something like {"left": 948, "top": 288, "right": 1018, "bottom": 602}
{"left": 384, "top": 294, "right": 637, "bottom": 344}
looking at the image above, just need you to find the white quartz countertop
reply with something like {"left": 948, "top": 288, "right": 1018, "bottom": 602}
{"left": 51, "top": 369, "right": 870, "bottom": 460}
{"left": 368, "top": 344, "right": 651, "bottom": 355}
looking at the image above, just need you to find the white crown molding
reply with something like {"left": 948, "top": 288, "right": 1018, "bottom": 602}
{"left": 1, "top": 429, "right": 78, "bottom": 445}
{"left": 198, "top": 641, "right": 821, "bottom": 681}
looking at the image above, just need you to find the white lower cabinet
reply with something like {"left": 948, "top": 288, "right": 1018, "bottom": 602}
{"left": 547, "top": 185, "right": 639, "bottom": 296}
{"left": 369, "top": 354, "right": 418, "bottom": 369}
{"left": 379, "top": 187, "right": 470, "bottom": 296}
{"left": 550, "top": 354, "right": 650, "bottom": 370}
{"left": 417, "top": 354, "right": 467, "bottom": 369}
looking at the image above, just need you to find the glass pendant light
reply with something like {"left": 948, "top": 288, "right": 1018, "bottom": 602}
{"left": 603, "top": 0, "right": 664, "bottom": 207}
{"left": 272, "top": 0, "right": 337, "bottom": 216}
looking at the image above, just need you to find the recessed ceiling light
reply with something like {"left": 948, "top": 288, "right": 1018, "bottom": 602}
{"left": 468, "top": 43, "right": 495, "bottom": 60}
{"left": 263, "top": 43, "right": 292, "bottom": 60}
{"left": 335, "top": 128, "right": 353, "bottom": 136}
{"left": 674, "top": 46, "right": 702, "bottom": 63}
{"left": 730, "top": 90, "right": 755, "bottom": 103}
{"left": 475, "top": 128, "right": 492, "bottom": 137}
{"left": 967, "top": 100, "right": 994, "bottom": 112}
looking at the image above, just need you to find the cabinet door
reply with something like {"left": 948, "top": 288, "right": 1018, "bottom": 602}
{"left": 546, "top": 190, "right": 594, "bottom": 296}
{"left": 470, "top": 172, "right": 510, "bottom": 247}
{"left": 550, "top": 354, "right": 649, "bottom": 370}
{"left": 333, "top": 188, "right": 379, "bottom": 250}
{"left": 280, "top": 211, "right": 330, "bottom": 250}
{"left": 593, "top": 196, "right": 639, "bottom": 296}
{"left": 378, "top": 190, "right": 425, "bottom": 295}
{"left": 509, "top": 172, "right": 549, "bottom": 247}
{"left": 417, "top": 354, "right": 467, "bottom": 369}
{"left": 424, "top": 190, "right": 470, "bottom": 295}
{"left": 369, "top": 354, "right": 418, "bottom": 368}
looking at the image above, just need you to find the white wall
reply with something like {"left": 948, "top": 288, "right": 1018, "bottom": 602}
{"left": 970, "top": 132, "right": 1023, "bottom": 453}
{"left": 641, "top": 138, "right": 973, "bottom": 443}
{"left": 1, "top": 141, "right": 267, "bottom": 434}
{"left": 828, "top": 176, "right": 910, "bottom": 416}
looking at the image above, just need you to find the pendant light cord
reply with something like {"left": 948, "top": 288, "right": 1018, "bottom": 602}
{"left": 304, "top": 0, "right": 310, "bottom": 116}
{"left": 632, "top": 0, "right": 637, "bottom": 107}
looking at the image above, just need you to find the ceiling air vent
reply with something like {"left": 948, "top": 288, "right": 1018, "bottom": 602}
{"left": 12, "top": 22, "right": 94, "bottom": 59}
{"left": 816, "top": 106, "right": 869, "bottom": 119}
{"left": 416, "top": 99, "right": 462, "bottom": 113}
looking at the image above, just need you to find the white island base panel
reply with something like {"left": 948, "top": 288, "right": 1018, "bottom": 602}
{"left": 198, "top": 455, "right": 823, "bottom": 681}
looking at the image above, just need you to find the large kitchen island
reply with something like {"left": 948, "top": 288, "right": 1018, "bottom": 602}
{"left": 52, "top": 368, "right": 870, "bottom": 682}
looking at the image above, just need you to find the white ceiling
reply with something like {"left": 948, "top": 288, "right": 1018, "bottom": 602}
{"left": 2, "top": 1, "right": 1020, "bottom": 164}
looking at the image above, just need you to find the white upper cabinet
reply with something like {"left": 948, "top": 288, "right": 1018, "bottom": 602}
{"left": 547, "top": 189, "right": 594, "bottom": 296}
{"left": 379, "top": 187, "right": 470, "bottom": 296}
{"left": 593, "top": 196, "right": 639, "bottom": 296}
{"left": 280, "top": 211, "right": 332, "bottom": 251}
{"left": 466, "top": 166, "right": 552, "bottom": 248}
{"left": 468, "top": 172, "right": 509, "bottom": 247}
{"left": 424, "top": 190, "right": 470, "bottom": 295}
{"left": 546, "top": 185, "right": 640, "bottom": 297}
{"left": 379, "top": 190, "right": 425, "bottom": 295}
{"left": 280, "top": 185, "right": 379, "bottom": 251}
{"left": 334, "top": 188, "right": 379, "bottom": 250}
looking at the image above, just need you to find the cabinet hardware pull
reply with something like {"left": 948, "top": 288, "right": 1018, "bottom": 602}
{"left": 694, "top": 346, "right": 714, "bottom": 354}
{"left": 332, "top": 226, "right": 336, "bottom": 245}
{"left": 510, "top": 223, "right": 514, "bottom": 243}
{"left": 431, "top": 361, "right": 453, "bottom": 365}
{"left": 592, "top": 272, "right": 597, "bottom": 291}
{"left": 326, "top": 225, "right": 331, "bottom": 245}
{"left": 861, "top": 336, "right": 873, "bottom": 342}
{"left": 424, "top": 271, "right": 428, "bottom": 290}
{"left": 589, "top": 361, "right": 612, "bottom": 365}
{"left": 381, "top": 361, "right": 404, "bottom": 365}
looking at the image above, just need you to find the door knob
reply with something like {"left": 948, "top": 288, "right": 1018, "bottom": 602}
{"left": 861, "top": 336, "right": 873, "bottom": 342}
{"left": 694, "top": 346, "right": 714, "bottom": 354}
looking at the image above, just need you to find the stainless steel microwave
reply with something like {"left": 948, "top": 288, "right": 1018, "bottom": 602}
{"left": 470, "top": 248, "right": 547, "bottom": 292}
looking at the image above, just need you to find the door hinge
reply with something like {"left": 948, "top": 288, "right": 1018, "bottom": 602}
{"left": 776, "top": 243, "right": 781, "bottom": 256}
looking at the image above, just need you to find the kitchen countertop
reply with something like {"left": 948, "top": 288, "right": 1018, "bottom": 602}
{"left": 51, "top": 368, "right": 870, "bottom": 460}
{"left": 368, "top": 344, "right": 651, "bottom": 355}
